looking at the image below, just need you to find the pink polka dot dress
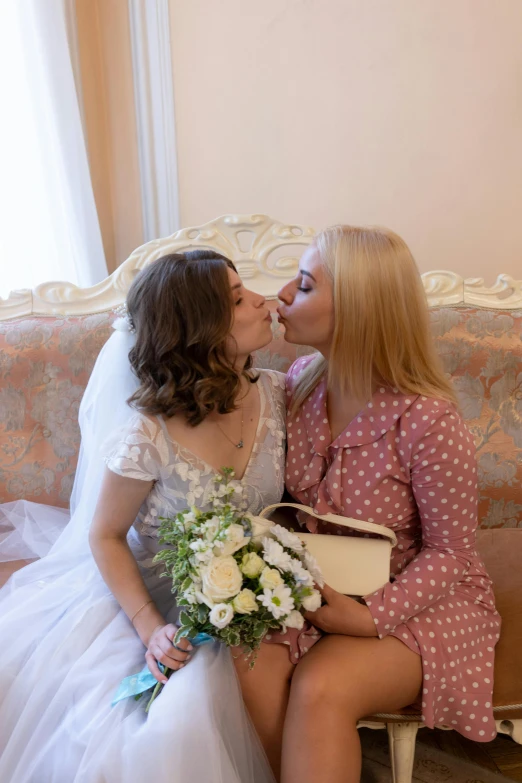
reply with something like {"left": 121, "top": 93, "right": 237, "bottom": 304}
{"left": 284, "top": 356, "right": 501, "bottom": 742}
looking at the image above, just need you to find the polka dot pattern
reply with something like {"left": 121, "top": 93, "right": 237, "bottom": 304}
{"left": 283, "top": 356, "right": 501, "bottom": 743}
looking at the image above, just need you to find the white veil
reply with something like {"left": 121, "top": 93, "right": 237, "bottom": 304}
{"left": 0, "top": 320, "right": 139, "bottom": 576}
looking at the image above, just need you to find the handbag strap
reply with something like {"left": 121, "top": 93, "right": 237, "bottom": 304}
{"left": 259, "top": 502, "right": 398, "bottom": 547}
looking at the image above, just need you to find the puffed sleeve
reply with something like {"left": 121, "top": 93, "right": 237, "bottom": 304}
{"left": 364, "top": 406, "right": 478, "bottom": 638}
{"left": 104, "top": 413, "right": 169, "bottom": 482}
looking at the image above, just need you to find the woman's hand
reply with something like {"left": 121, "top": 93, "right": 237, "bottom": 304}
{"left": 145, "top": 624, "right": 194, "bottom": 683}
{"left": 304, "top": 584, "right": 378, "bottom": 638}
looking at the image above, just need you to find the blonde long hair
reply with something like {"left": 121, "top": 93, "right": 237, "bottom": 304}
{"left": 290, "top": 225, "right": 457, "bottom": 414}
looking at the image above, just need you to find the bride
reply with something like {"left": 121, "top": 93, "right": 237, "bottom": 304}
{"left": 0, "top": 250, "right": 289, "bottom": 783}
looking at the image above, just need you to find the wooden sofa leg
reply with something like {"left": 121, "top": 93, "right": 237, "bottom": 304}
{"left": 496, "top": 718, "right": 522, "bottom": 744}
{"left": 387, "top": 722, "right": 420, "bottom": 783}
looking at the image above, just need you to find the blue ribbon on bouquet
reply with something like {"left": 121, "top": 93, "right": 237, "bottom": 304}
{"left": 111, "top": 633, "right": 214, "bottom": 706}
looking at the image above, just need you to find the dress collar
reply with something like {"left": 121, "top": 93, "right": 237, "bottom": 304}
{"left": 303, "top": 377, "right": 419, "bottom": 454}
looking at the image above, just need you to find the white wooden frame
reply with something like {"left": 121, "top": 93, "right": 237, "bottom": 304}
{"left": 0, "top": 213, "right": 520, "bottom": 782}
{"left": 1, "top": 213, "right": 522, "bottom": 320}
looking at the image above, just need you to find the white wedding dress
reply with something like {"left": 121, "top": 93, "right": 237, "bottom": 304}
{"left": 0, "top": 321, "right": 286, "bottom": 783}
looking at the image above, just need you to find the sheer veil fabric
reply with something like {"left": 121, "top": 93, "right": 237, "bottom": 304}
{"left": 0, "top": 323, "right": 276, "bottom": 783}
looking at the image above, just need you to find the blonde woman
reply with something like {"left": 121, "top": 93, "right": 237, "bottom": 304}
{"left": 273, "top": 226, "right": 501, "bottom": 783}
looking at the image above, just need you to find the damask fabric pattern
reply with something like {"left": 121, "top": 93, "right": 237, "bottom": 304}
{"left": 0, "top": 314, "right": 113, "bottom": 507}
{"left": 0, "top": 305, "right": 521, "bottom": 531}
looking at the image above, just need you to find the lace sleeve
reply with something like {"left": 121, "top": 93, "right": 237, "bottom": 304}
{"left": 104, "top": 414, "right": 169, "bottom": 482}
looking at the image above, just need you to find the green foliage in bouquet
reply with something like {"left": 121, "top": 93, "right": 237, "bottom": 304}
{"left": 153, "top": 468, "right": 322, "bottom": 659}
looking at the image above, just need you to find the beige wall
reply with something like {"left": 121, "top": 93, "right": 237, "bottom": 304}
{"left": 76, "top": 0, "right": 142, "bottom": 273}
{"left": 169, "top": 0, "right": 522, "bottom": 282}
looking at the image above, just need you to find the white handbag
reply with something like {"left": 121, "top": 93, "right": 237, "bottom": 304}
{"left": 258, "top": 503, "right": 397, "bottom": 597}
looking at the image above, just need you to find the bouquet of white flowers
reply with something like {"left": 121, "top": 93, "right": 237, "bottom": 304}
{"left": 155, "top": 468, "right": 323, "bottom": 656}
{"left": 111, "top": 469, "right": 323, "bottom": 711}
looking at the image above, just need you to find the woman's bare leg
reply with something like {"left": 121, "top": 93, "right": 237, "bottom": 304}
{"left": 281, "top": 635, "right": 422, "bottom": 783}
{"left": 234, "top": 642, "right": 295, "bottom": 780}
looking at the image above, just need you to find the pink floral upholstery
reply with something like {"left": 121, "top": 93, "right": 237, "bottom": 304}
{"left": 431, "top": 307, "right": 522, "bottom": 530}
{"left": 0, "top": 314, "right": 114, "bottom": 506}
{"left": 1, "top": 301, "right": 521, "bottom": 529}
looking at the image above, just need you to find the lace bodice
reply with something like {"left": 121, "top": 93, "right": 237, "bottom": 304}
{"left": 104, "top": 370, "right": 286, "bottom": 541}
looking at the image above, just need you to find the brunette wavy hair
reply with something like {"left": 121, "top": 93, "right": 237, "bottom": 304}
{"left": 126, "top": 250, "right": 257, "bottom": 426}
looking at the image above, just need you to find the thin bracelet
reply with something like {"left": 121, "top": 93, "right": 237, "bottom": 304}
{"left": 130, "top": 599, "right": 154, "bottom": 625}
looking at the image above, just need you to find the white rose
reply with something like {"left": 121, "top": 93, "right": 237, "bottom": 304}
{"left": 232, "top": 589, "right": 258, "bottom": 615}
{"left": 248, "top": 515, "right": 276, "bottom": 545}
{"left": 259, "top": 566, "right": 284, "bottom": 590}
{"left": 209, "top": 603, "right": 234, "bottom": 629}
{"left": 301, "top": 590, "right": 322, "bottom": 612}
{"left": 201, "top": 556, "right": 243, "bottom": 602}
{"left": 284, "top": 609, "right": 305, "bottom": 630}
{"left": 219, "top": 523, "right": 249, "bottom": 556}
{"left": 240, "top": 552, "right": 265, "bottom": 578}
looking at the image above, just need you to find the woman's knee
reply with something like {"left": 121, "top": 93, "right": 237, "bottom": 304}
{"left": 234, "top": 642, "right": 294, "bottom": 690}
{"left": 289, "top": 651, "right": 345, "bottom": 713}
{"left": 290, "top": 636, "right": 423, "bottom": 722}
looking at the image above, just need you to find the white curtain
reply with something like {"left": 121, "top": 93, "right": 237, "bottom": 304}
{"left": 0, "top": 0, "right": 107, "bottom": 299}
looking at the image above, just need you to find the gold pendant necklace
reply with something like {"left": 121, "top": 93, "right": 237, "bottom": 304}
{"left": 216, "top": 404, "right": 244, "bottom": 449}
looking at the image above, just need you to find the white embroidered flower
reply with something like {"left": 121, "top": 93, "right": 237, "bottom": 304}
{"left": 121, "top": 444, "right": 140, "bottom": 462}
{"left": 186, "top": 485, "right": 204, "bottom": 506}
{"left": 302, "top": 550, "right": 325, "bottom": 587}
{"left": 266, "top": 419, "right": 285, "bottom": 447}
{"left": 201, "top": 556, "right": 243, "bottom": 602}
{"left": 271, "top": 524, "right": 304, "bottom": 553}
{"left": 209, "top": 603, "right": 234, "bottom": 629}
{"left": 283, "top": 609, "right": 305, "bottom": 631}
{"left": 232, "top": 589, "right": 258, "bottom": 615}
{"left": 174, "top": 462, "right": 190, "bottom": 481}
{"left": 257, "top": 584, "right": 295, "bottom": 619}
{"left": 262, "top": 537, "right": 293, "bottom": 572}
{"left": 301, "top": 589, "right": 322, "bottom": 612}
{"left": 259, "top": 566, "right": 284, "bottom": 590}
{"left": 287, "top": 558, "right": 314, "bottom": 587}
{"left": 240, "top": 552, "right": 265, "bottom": 578}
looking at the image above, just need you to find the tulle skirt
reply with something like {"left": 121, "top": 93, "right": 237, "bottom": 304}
{"left": 0, "top": 501, "right": 275, "bottom": 783}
